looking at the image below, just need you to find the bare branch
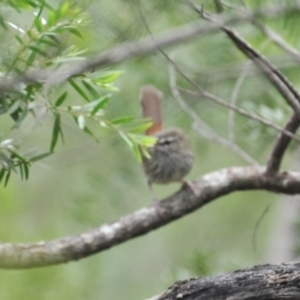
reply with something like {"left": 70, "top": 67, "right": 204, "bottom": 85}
{"left": 168, "top": 62, "right": 260, "bottom": 166}
{"left": 192, "top": 7, "right": 300, "bottom": 118}
{"left": 2, "top": 166, "right": 300, "bottom": 269}
{"left": 266, "top": 113, "right": 300, "bottom": 174}
{"left": 1, "top": 4, "right": 300, "bottom": 91}
{"left": 189, "top": 3, "right": 300, "bottom": 176}
{"left": 179, "top": 88, "right": 300, "bottom": 143}
{"left": 257, "top": 23, "right": 300, "bottom": 63}
{"left": 228, "top": 62, "right": 252, "bottom": 143}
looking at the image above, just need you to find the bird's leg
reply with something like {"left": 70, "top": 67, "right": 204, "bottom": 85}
{"left": 147, "top": 181, "right": 163, "bottom": 216}
{"left": 181, "top": 180, "right": 198, "bottom": 198}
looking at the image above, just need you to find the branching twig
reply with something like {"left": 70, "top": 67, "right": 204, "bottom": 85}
{"left": 168, "top": 63, "right": 260, "bottom": 166}
{"left": 228, "top": 62, "right": 251, "bottom": 143}
{"left": 189, "top": 2, "right": 300, "bottom": 175}
{"left": 179, "top": 88, "right": 300, "bottom": 143}
{"left": 1, "top": 3, "right": 300, "bottom": 91}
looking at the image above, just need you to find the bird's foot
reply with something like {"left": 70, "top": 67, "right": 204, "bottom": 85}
{"left": 181, "top": 180, "right": 198, "bottom": 198}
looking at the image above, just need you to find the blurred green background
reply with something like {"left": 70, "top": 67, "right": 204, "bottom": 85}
{"left": 1, "top": 0, "right": 300, "bottom": 299}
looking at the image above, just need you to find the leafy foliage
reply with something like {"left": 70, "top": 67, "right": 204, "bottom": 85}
{"left": 0, "top": 0, "right": 155, "bottom": 185}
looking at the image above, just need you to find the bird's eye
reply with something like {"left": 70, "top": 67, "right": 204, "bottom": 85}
{"left": 158, "top": 137, "right": 173, "bottom": 146}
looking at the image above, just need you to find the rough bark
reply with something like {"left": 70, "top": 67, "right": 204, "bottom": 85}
{"left": 153, "top": 262, "right": 300, "bottom": 300}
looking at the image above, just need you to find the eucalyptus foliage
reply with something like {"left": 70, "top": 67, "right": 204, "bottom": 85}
{"left": 0, "top": 0, "right": 155, "bottom": 185}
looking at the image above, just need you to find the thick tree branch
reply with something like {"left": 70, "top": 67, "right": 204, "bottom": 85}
{"left": 2, "top": 166, "right": 300, "bottom": 269}
{"left": 266, "top": 113, "right": 300, "bottom": 174}
{"left": 154, "top": 262, "right": 300, "bottom": 300}
{"left": 1, "top": 4, "right": 300, "bottom": 91}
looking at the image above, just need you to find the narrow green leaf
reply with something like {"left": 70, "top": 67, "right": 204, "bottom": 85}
{"left": 129, "top": 122, "right": 154, "bottom": 133}
{"left": 55, "top": 91, "right": 68, "bottom": 107}
{"left": 23, "top": 163, "right": 29, "bottom": 180}
{"left": 1, "top": 153, "right": 17, "bottom": 173}
{"left": 26, "top": 50, "right": 38, "bottom": 67}
{"left": 89, "top": 71, "right": 124, "bottom": 85}
{"left": 39, "top": 37, "right": 58, "bottom": 47}
{"left": 69, "top": 79, "right": 90, "bottom": 102}
{"left": 30, "top": 152, "right": 52, "bottom": 162}
{"left": 47, "top": 10, "right": 56, "bottom": 26}
{"left": 19, "top": 164, "right": 24, "bottom": 180}
{"left": 83, "top": 126, "right": 98, "bottom": 142}
{"left": 34, "top": 17, "right": 43, "bottom": 32}
{"left": 82, "top": 80, "right": 100, "bottom": 99}
{"left": 7, "top": 100, "right": 21, "bottom": 115}
{"left": 111, "top": 116, "right": 134, "bottom": 125}
{"left": 140, "top": 145, "right": 151, "bottom": 159}
{"left": 132, "top": 143, "right": 142, "bottom": 162}
{"left": 119, "top": 131, "right": 133, "bottom": 148}
{"left": 13, "top": 107, "right": 28, "bottom": 128}
{"left": 128, "top": 133, "right": 157, "bottom": 147}
{"left": 15, "top": 35, "right": 24, "bottom": 45}
{"left": 28, "top": 46, "right": 48, "bottom": 57}
{"left": 0, "top": 168, "right": 5, "bottom": 182}
{"left": 68, "top": 28, "right": 83, "bottom": 39}
{"left": 91, "top": 96, "right": 110, "bottom": 115}
{"left": 59, "top": 1, "right": 70, "bottom": 17}
{"left": 8, "top": 150, "right": 27, "bottom": 163}
{"left": 50, "top": 114, "right": 61, "bottom": 151}
{"left": 4, "top": 171, "right": 10, "bottom": 187}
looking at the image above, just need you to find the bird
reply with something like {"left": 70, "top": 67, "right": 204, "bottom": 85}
{"left": 140, "top": 85, "right": 194, "bottom": 211}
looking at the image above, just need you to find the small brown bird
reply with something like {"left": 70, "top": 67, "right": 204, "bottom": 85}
{"left": 140, "top": 85, "right": 194, "bottom": 210}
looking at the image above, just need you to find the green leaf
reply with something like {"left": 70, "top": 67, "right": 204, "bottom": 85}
{"left": 39, "top": 37, "right": 58, "bottom": 47}
{"left": 132, "top": 142, "right": 142, "bottom": 162}
{"left": 34, "top": 17, "right": 43, "bottom": 32}
{"left": 118, "top": 131, "right": 134, "bottom": 148}
{"left": 83, "top": 126, "right": 98, "bottom": 142}
{"left": 8, "top": 149, "right": 28, "bottom": 164}
{"left": 7, "top": 100, "right": 21, "bottom": 115}
{"left": 91, "top": 95, "right": 110, "bottom": 115}
{"left": 82, "top": 80, "right": 100, "bottom": 99}
{"left": 89, "top": 70, "right": 124, "bottom": 85}
{"left": 15, "top": 35, "right": 24, "bottom": 45}
{"left": 55, "top": 91, "right": 68, "bottom": 107}
{"left": 19, "top": 164, "right": 23, "bottom": 180}
{"left": 68, "top": 28, "right": 83, "bottom": 39}
{"left": 128, "top": 133, "right": 157, "bottom": 147}
{"left": 0, "top": 168, "right": 6, "bottom": 183}
{"left": 13, "top": 107, "right": 28, "bottom": 128}
{"left": 30, "top": 152, "right": 52, "bottom": 162}
{"left": 69, "top": 79, "right": 90, "bottom": 102}
{"left": 23, "top": 163, "right": 29, "bottom": 180}
{"left": 50, "top": 114, "right": 61, "bottom": 151}
{"left": 111, "top": 116, "right": 134, "bottom": 125}
{"left": 4, "top": 171, "right": 10, "bottom": 187}
{"left": 1, "top": 153, "right": 17, "bottom": 173}
{"left": 140, "top": 145, "right": 151, "bottom": 159}
{"left": 28, "top": 46, "right": 48, "bottom": 56}
{"left": 129, "top": 122, "right": 153, "bottom": 133}
{"left": 47, "top": 10, "right": 57, "bottom": 26}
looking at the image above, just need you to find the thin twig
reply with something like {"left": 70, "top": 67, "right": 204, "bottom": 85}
{"left": 257, "top": 23, "right": 300, "bottom": 64}
{"left": 228, "top": 62, "right": 252, "bottom": 143}
{"left": 179, "top": 88, "right": 300, "bottom": 143}
{"left": 1, "top": 3, "right": 300, "bottom": 91}
{"left": 189, "top": 2, "right": 300, "bottom": 175}
{"left": 252, "top": 202, "right": 272, "bottom": 264}
{"left": 190, "top": 5, "right": 300, "bottom": 118}
{"left": 169, "top": 63, "right": 260, "bottom": 166}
